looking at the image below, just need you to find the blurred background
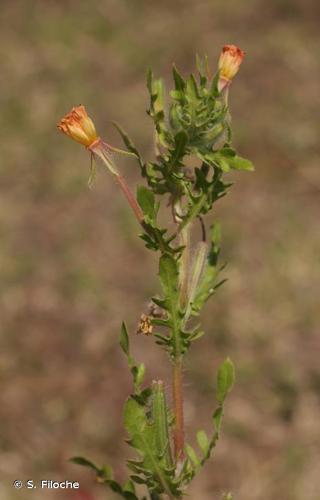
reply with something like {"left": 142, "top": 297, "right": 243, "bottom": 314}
{"left": 0, "top": 1, "right": 319, "bottom": 499}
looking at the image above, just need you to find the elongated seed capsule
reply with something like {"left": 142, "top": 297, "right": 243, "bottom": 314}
{"left": 185, "top": 241, "right": 209, "bottom": 322}
{"left": 152, "top": 380, "right": 173, "bottom": 468}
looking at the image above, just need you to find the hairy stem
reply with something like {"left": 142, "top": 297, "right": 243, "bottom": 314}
{"left": 172, "top": 357, "right": 184, "bottom": 462}
{"left": 172, "top": 220, "right": 191, "bottom": 463}
{"left": 114, "top": 174, "right": 144, "bottom": 225}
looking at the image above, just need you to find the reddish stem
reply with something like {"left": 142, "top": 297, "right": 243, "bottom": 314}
{"left": 114, "top": 174, "right": 144, "bottom": 225}
{"left": 173, "top": 358, "right": 185, "bottom": 462}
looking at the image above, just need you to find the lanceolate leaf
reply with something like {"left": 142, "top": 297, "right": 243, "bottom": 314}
{"left": 196, "top": 430, "right": 210, "bottom": 455}
{"left": 172, "top": 64, "right": 186, "bottom": 91}
{"left": 70, "top": 456, "right": 101, "bottom": 473}
{"left": 120, "top": 322, "right": 130, "bottom": 356}
{"left": 216, "top": 357, "right": 235, "bottom": 404}
{"left": 112, "top": 121, "right": 142, "bottom": 162}
{"left": 185, "top": 444, "right": 200, "bottom": 468}
{"left": 137, "top": 185, "right": 158, "bottom": 224}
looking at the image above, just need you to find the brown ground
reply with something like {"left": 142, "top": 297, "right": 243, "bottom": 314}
{"left": 0, "top": 1, "right": 320, "bottom": 499}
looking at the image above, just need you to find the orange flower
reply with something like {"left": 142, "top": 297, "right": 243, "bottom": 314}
{"left": 218, "top": 45, "right": 245, "bottom": 90}
{"left": 57, "top": 105, "right": 99, "bottom": 147}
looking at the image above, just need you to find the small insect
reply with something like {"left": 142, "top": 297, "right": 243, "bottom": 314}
{"left": 136, "top": 313, "right": 153, "bottom": 336}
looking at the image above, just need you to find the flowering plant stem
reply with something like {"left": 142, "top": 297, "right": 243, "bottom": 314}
{"left": 114, "top": 174, "right": 144, "bottom": 224}
{"left": 59, "top": 46, "right": 253, "bottom": 500}
{"left": 172, "top": 221, "right": 190, "bottom": 461}
{"left": 172, "top": 358, "right": 185, "bottom": 462}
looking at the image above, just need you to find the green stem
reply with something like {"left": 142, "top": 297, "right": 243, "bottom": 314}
{"left": 176, "top": 194, "right": 207, "bottom": 235}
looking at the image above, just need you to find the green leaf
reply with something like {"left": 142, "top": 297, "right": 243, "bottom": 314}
{"left": 189, "top": 329, "right": 205, "bottom": 341}
{"left": 120, "top": 322, "right": 130, "bottom": 356}
{"left": 170, "top": 90, "right": 184, "bottom": 100}
{"left": 100, "top": 464, "right": 114, "bottom": 481}
{"left": 137, "top": 185, "right": 157, "bottom": 223}
{"left": 158, "top": 254, "right": 184, "bottom": 354}
{"left": 133, "top": 387, "right": 152, "bottom": 407}
{"left": 159, "top": 255, "right": 179, "bottom": 302}
{"left": 124, "top": 398, "right": 151, "bottom": 447}
{"left": 70, "top": 456, "right": 100, "bottom": 473}
{"left": 209, "top": 148, "right": 254, "bottom": 172}
{"left": 227, "top": 155, "right": 254, "bottom": 171}
{"left": 196, "top": 430, "right": 210, "bottom": 455}
{"left": 186, "top": 74, "right": 199, "bottom": 100}
{"left": 216, "top": 357, "right": 235, "bottom": 404}
{"left": 185, "top": 444, "right": 200, "bottom": 468}
{"left": 130, "top": 475, "right": 146, "bottom": 485}
{"left": 124, "top": 398, "right": 176, "bottom": 496}
{"left": 147, "top": 70, "right": 169, "bottom": 148}
{"left": 112, "top": 122, "right": 141, "bottom": 160}
{"left": 123, "top": 492, "right": 137, "bottom": 500}
{"left": 106, "top": 480, "right": 123, "bottom": 493}
{"left": 123, "top": 479, "right": 136, "bottom": 494}
{"left": 71, "top": 457, "right": 115, "bottom": 485}
{"left": 170, "top": 130, "right": 188, "bottom": 165}
{"left": 71, "top": 457, "right": 139, "bottom": 499}
{"left": 172, "top": 64, "right": 185, "bottom": 91}
{"left": 210, "top": 70, "right": 221, "bottom": 95}
{"left": 211, "top": 221, "right": 221, "bottom": 249}
{"left": 197, "top": 151, "right": 230, "bottom": 171}
{"left": 152, "top": 78, "right": 165, "bottom": 115}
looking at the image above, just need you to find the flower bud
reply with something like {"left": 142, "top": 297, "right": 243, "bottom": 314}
{"left": 57, "top": 105, "right": 99, "bottom": 147}
{"left": 218, "top": 44, "right": 245, "bottom": 91}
